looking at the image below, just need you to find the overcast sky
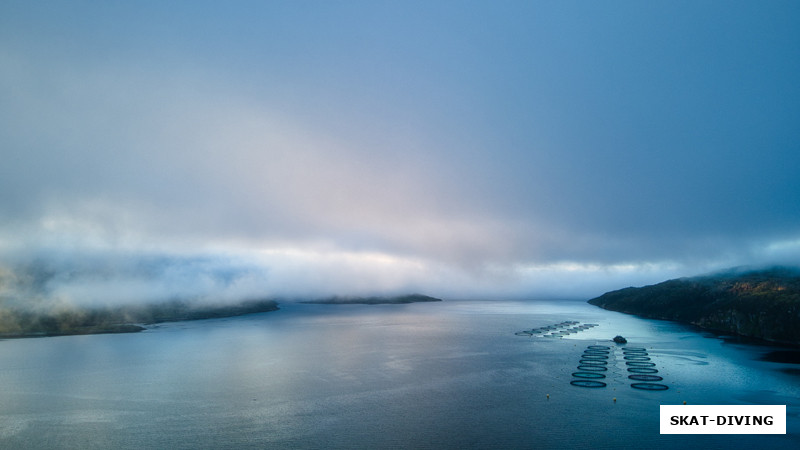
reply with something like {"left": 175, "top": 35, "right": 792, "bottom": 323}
{"left": 1, "top": 1, "right": 799, "bottom": 303}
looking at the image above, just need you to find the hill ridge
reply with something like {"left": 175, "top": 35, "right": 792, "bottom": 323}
{"left": 587, "top": 266, "right": 800, "bottom": 345}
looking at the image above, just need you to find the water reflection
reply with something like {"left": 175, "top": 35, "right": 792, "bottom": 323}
{"left": 0, "top": 300, "right": 797, "bottom": 449}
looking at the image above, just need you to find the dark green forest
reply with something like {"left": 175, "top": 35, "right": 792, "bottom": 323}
{"left": 0, "top": 299, "right": 279, "bottom": 338}
{"left": 588, "top": 267, "right": 800, "bottom": 345}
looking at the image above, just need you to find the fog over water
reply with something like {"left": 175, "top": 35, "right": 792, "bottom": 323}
{"left": 1, "top": 1, "right": 800, "bottom": 304}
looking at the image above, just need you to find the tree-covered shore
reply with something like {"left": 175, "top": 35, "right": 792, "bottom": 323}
{"left": 0, "top": 299, "right": 279, "bottom": 338}
{"left": 0, "top": 293, "right": 443, "bottom": 338}
{"left": 588, "top": 267, "right": 800, "bottom": 346}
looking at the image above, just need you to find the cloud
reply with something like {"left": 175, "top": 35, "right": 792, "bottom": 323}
{"left": 0, "top": 250, "right": 269, "bottom": 308}
{"left": 1, "top": 1, "right": 799, "bottom": 304}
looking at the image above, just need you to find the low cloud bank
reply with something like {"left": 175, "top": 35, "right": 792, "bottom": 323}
{"left": 4, "top": 242, "right": 788, "bottom": 313}
{"left": 0, "top": 251, "right": 268, "bottom": 310}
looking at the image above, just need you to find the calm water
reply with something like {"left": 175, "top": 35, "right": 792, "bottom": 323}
{"left": 0, "top": 300, "right": 797, "bottom": 449}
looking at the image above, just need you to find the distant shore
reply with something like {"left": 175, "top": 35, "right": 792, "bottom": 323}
{"left": 301, "top": 294, "right": 443, "bottom": 305}
{"left": 0, "top": 323, "right": 148, "bottom": 339}
{"left": 0, "top": 299, "right": 279, "bottom": 339}
{"left": 0, "top": 294, "right": 444, "bottom": 339}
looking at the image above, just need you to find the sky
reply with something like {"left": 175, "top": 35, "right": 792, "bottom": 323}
{"left": 1, "top": 1, "right": 799, "bottom": 305}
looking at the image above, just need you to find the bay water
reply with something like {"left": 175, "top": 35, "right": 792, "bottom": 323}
{"left": 0, "top": 299, "right": 797, "bottom": 449}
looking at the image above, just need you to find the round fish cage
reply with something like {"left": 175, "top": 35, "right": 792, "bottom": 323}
{"left": 622, "top": 347, "right": 646, "bottom": 352}
{"left": 625, "top": 361, "right": 656, "bottom": 367}
{"left": 581, "top": 355, "right": 609, "bottom": 360}
{"left": 579, "top": 359, "right": 608, "bottom": 365}
{"left": 627, "top": 367, "right": 659, "bottom": 374}
{"left": 628, "top": 374, "right": 663, "bottom": 381}
{"left": 577, "top": 365, "right": 607, "bottom": 371}
{"left": 624, "top": 356, "right": 651, "bottom": 361}
{"left": 630, "top": 383, "right": 668, "bottom": 391}
{"left": 588, "top": 345, "right": 611, "bottom": 350}
{"left": 571, "top": 380, "right": 607, "bottom": 388}
{"left": 572, "top": 372, "right": 606, "bottom": 379}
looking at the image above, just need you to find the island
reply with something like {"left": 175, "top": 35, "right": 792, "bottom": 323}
{"left": 587, "top": 266, "right": 800, "bottom": 346}
{"left": 0, "top": 299, "right": 279, "bottom": 338}
{"left": 301, "top": 294, "right": 443, "bottom": 305}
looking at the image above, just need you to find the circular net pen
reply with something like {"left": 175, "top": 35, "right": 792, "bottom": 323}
{"left": 627, "top": 367, "right": 659, "bottom": 374}
{"left": 588, "top": 345, "right": 611, "bottom": 350}
{"left": 626, "top": 361, "right": 656, "bottom": 367}
{"left": 571, "top": 380, "right": 607, "bottom": 388}
{"left": 577, "top": 365, "right": 608, "bottom": 372}
{"left": 583, "top": 350, "right": 610, "bottom": 355}
{"left": 630, "top": 383, "right": 668, "bottom": 391}
{"left": 572, "top": 372, "right": 606, "bottom": 379}
{"left": 628, "top": 374, "right": 663, "bottom": 381}
{"left": 581, "top": 355, "right": 609, "bottom": 360}
{"left": 624, "top": 356, "right": 651, "bottom": 361}
{"left": 622, "top": 347, "right": 646, "bottom": 352}
{"left": 623, "top": 351, "right": 648, "bottom": 356}
{"left": 579, "top": 359, "right": 608, "bottom": 365}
